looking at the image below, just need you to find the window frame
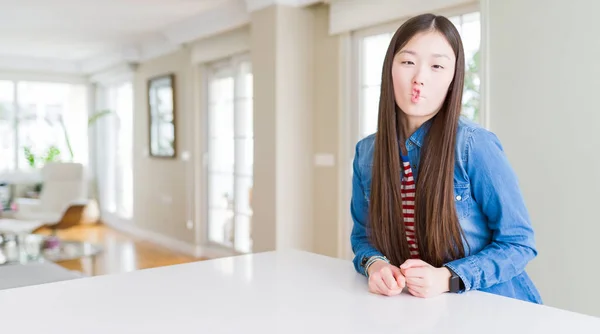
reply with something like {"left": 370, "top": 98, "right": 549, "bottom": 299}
{"left": 93, "top": 80, "right": 134, "bottom": 221}
{"left": 0, "top": 79, "right": 89, "bottom": 172}
{"left": 203, "top": 52, "right": 253, "bottom": 254}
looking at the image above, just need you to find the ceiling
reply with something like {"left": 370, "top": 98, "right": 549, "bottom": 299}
{"left": 0, "top": 0, "right": 323, "bottom": 75}
{"left": 0, "top": 0, "right": 229, "bottom": 72}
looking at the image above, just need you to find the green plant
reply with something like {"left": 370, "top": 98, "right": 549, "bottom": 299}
{"left": 57, "top": 116, "right": 74, "bottom": 161}
{"left": 24, "top": 146, "right": 36, "bottom": 168}
{"left": 55, "top": 109, "right": 114, "bottom": 162}
{"left": 43, "top": 146, "right": 61, "bottom": 163}
{"left": 462, "top": 49, "right": 480, "bottom": 122}
{"left": 88, "top": 109, "right": 113, "bottom": 127}
{"left": 23, "top": 145, "right": 62, "bottom": 169}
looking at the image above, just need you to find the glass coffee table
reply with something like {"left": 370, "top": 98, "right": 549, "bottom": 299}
{"left": 0, "top": 233, "right": 102, "bottom": 267}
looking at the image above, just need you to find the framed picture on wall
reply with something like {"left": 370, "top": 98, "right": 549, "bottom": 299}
{"left": 148, "top": 73, "right": 177, "bottom": 158}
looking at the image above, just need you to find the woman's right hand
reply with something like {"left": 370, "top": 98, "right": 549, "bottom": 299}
{"left": 367, "top": 260, "right": 406, "bottom": 296}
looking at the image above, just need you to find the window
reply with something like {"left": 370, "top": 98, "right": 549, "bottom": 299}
{"left": 206, "top": 54, "right": 253, "bottom": 253}
{"left": 450, "top": 12, "right": 481, "bottom": 122}
{"left": 96, "top": 82, "right": 134, "bottom": 219}
{"left": 355, "top": 11, "right": 482, "bottom": 140}
{"left": 0, "top": 81, "right": 88, "bottom": 171}
{"left": 0, "top": 81, "right": 15, "bottom": 172}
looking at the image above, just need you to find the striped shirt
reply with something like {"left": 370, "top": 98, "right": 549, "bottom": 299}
{"left": 401, "top": 156, "right": 419, "bottom": 259}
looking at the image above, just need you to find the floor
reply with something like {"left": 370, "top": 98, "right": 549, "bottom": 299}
{"left": 36, "top": 224, "right": 206, "bottom": 277}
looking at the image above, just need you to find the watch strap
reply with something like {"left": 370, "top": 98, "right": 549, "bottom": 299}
{"left": 446, "top": 266, "right": 464, "bottom": 293}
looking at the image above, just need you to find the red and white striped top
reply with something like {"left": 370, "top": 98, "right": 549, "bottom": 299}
{"left": 401, "top": 157, "right": 420, "bottom": 259}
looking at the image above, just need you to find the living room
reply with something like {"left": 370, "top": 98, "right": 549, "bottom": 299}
{"left": 1, "top": 0, "right": 600, "bottom": 331}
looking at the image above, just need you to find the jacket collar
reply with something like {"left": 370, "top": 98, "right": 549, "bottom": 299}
{"left": 407, "top": 118, "right": 433, "bottom": 148}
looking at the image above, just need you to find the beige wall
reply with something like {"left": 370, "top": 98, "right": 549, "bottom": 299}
{"left": 250, "top": 6, "right": 278, "bottom": 252}
{"left": 251, "top": 5, "right": 315, "bottom": 252}
{"left": 133, "top": 49, "right": 195, "bottom": 245}
{"left": 128, "top": 4, "right": 340, "bottom": 257}
{"left": 312, "top": 5, "right": 340, "bottom": 257}
{"left": 274, "top": 5, "right": 314, "bottom": 251}
{"left": 485, "top": 0, "right": 600, "bottom": 317}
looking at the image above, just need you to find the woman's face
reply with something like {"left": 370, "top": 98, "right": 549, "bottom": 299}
{"left": 392, "top": 31, "right": 456, "bottom": 122}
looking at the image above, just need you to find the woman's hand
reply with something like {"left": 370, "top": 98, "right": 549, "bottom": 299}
{"left": 367, "top": 260, "right": 406, "bottom": 296}
{"left": 400, "top": 259, "right": 452, "bottom": 298}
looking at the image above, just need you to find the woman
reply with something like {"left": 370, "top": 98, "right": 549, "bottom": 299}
{"left": 350, "top": 13, "right": 542, "bottom": 304}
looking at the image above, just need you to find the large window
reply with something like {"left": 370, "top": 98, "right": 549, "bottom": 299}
{"left": 96, "top": 82, "right": 134, "bottom": 219}
{"left": 206, "top": 54, "right": 253, "bottom": 253}
{"left": 356, "top": 12, "right": 481, "bottom": 139}
{"left": 0, "top": 80, "right": 88, "bottom": 171}
{"left": 0, "top": 81, "right": 16, "bottom": 172}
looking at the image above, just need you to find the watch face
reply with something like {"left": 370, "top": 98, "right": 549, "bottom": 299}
{"left": 450, "top": 276, "right": 460, "bottom": 293}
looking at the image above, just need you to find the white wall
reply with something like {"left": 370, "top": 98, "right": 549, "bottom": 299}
{"left": 485, "top": 0, "right": 600, "bottom": 317}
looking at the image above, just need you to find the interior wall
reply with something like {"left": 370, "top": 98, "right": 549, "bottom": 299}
{"left": 250, "top": 4, "right": 315, "bottom": 252}
{"left": 312, "top": 4, "right": 340, "bottom": 257}
{"left": 249, "top": 6, "right": 278, "bottom": 252}
{"left": 485, "top": 0, "right": 600, "bottom": 317}
{"left": 133, "top": 49, "right": 195, "bottom": 245}
{"left": 123, "top": 4, "right": 345, "bottom": 258}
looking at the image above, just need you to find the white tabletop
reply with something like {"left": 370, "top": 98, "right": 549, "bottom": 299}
{"left": 0, "top": 250, "right": 598, "bottom": 333}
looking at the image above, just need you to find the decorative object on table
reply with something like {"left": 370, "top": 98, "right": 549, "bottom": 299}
{"left": 147, "top": 73, "right": 176, "bottom": 158}
{"left": 0, "top": 233, "right": 101, "bottom": 265}
{"left": 43, "top": 235, "right": 61, "bottom": 250}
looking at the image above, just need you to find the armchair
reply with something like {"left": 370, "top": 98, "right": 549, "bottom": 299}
{"left": 10, "top": 162, "right": 88, "bottom": 231}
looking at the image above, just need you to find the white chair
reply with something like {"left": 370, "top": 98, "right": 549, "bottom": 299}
{"left": 8, "top": 162, "right": 88, "bottom": 230}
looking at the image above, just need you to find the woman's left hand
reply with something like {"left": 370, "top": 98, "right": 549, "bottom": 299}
{"left": 400, "top": 259, "right": 452, "bottom": 298}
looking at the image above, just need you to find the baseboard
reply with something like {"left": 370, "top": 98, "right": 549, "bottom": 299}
{"left": 102, "top": 216, "right": 201, "bottom": 258}
{"left": 100, "top": 212, "right": 244, "bottom": 259}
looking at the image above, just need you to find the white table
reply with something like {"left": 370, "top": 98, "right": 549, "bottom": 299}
{"left": 0, "top": 250, "right": 598, "bottom": 333}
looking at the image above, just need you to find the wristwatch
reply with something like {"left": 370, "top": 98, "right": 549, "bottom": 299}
{"left": 361, "top": 255, "right": 389, "bottom": 277}
{"left": 446, "top": 266, "right": 465, "bottom": 293}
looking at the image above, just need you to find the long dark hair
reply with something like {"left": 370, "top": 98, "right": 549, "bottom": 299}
{"left": 369, "top": 13, "right": 466, "bottom": 268}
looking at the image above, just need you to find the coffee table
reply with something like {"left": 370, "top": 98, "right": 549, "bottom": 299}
{"left": 0, "top": 233, "right": 102, "bottom": 272}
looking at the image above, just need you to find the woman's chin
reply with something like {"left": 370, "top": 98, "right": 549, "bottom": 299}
{"left": 399, "top": 107, "right": 438, "bottom": 120}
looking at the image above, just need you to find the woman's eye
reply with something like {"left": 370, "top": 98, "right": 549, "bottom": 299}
{"left": 432, "top": 65, "right": 444, "bottom": 69}
{"left": 401, "top": 61, "right": 415, "bottom": 65}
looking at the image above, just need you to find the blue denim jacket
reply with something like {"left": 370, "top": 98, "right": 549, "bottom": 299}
{"left": 350, "top": 116, "right": 542, "bottom": 304}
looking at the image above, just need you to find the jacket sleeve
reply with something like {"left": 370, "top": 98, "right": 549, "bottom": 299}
{"left": 444, "top": 128, "right": 538, "bottom": 292}
{"left": 350, "top": 141, "right": 385, "bottom": 276}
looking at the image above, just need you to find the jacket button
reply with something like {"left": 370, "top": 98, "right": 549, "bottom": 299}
{"left": 456, "top": 195, "right": 462, "bottom": 201}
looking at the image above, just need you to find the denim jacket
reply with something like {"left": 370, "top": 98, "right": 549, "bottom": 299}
{"left": 350, "top": 116, "right": 542, "bottom": 304}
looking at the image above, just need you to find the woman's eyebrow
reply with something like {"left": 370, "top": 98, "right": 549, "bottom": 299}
{"left": 432, "top": 53, "right": 452, "bottom": 60}
{"left": 397, "top": 50, "right": 452, "bottom": 60}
